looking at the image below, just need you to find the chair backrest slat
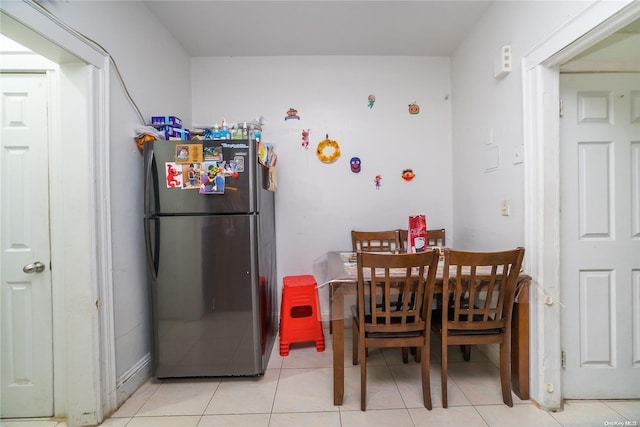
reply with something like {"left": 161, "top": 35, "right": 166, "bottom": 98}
{"left": 397, "top": 228, "right": 446, "bottom": 252}
{"left": 352, "top": 230, "right": 401, "bottom": 253}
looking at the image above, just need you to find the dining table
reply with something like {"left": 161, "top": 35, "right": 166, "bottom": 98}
{"left": 316, "top": 250, "right": 531, "bottom": 406}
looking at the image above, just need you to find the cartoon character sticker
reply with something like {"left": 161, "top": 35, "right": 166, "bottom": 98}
{"left": 285, "top": 108, "right": 300, "bottom": 120}
{"left": 301, "top": 129, "right": 310, "bottom": 149}
{"left": 368, "top": 94, "right": 376, "bottom": 109}
{"left": 199, "top": 161, "right": 225, "bottom": 194}
{"left": 350, "top": 157, "right": 361, "bottom": 173}
{"left": 222, "top": 160, "right": 239, "bottom": 178}
{"left": 165, "top": 162, "right": 183, "bottom": 188}
{"left": 401, "top": 169, "right": 416, "bottom": 181}
{"left": 374, "top": 174, "right": 382, "bottom": 189}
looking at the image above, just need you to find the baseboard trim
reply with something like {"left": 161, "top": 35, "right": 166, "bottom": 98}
{"left": 115, "top": 353, "right": 152, "bottom": 406}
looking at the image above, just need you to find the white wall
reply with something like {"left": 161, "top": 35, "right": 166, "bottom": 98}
{"left": 191, "top": 56, "right": 453, "bottom": 316}
{"left": 450, "top": 0, "right": 595, "bottom": 407}
{"left": 450, "top": 1, "right": 590, "bottom": 251}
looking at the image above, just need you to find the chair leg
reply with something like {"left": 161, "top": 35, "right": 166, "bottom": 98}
{"left": 500, "top": 341, "right": 514, "bottom": 407}
{"left": 360, "top": 338, "right": 367, "bottom": 411}
{"left": 421, "top": 343, "right": 432, "bottom": 410}
{"left": 462, "top": 345, "right": 471, "bottom": 361}
{"left": 441, "top": 339, "right": 448, "bottom": 408}
{"left": 415, "top": 346, "right": 422, "bottom": 363}
{"left": 402, "top": 347, "right": 409, "bottom": 363}
{"left": 352, "top": 318, "right": 358, "bottom": 365}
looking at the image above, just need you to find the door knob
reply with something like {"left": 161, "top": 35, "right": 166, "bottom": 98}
{"left": 23, "top": 261, "right": 46, "bottom": 274}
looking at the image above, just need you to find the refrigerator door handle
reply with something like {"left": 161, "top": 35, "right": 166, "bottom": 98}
{"left": 144, "top": 218, "right": 158, "bottom": 281}
{"left": 143, "top": 144, "right": 156, "bottom": 215}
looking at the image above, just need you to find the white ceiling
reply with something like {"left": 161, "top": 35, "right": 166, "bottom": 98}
{"left": 143, "top": 1, "right": 493, "bottom": 57}
{"left": 4, "top": 1, "right": 637, "bottom": 70}
{"left": 145, "top": 1, "right": 640, "bottom": 71}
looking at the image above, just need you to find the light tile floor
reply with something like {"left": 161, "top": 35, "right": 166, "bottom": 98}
{"left": 2, "top": 328, "right": 639, "bottom": 427}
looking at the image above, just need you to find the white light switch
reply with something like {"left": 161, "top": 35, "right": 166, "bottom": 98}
{"left": 513, "top": 145, "right": 524, "bottom": 164}
{"left": 501, "top": 200, "right": 511, "bottom": 216}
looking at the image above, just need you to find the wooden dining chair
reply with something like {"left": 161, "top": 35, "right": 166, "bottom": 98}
{"left": 426, "top": 228, "right": 446, "bottom": 247}
{"left": 328, "top": 230, "right": 402, "bottom": 335}
{"left": 351, "top": 230, "right": 401, "bottom": 253}
{"left": 398, "top": 228, "right": 446, "bottom": 252}
{"left": 351, "top": 251, "right": 439, "bottom": 411}
{"left": 349, "top": 230, "right": 404, "bottom": 337}
{"left": 432, "top": 247, "right": 525, "bottom": 408}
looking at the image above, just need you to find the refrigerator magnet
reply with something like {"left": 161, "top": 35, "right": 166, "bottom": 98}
{"left": 222, "top": 160, "right": 239, "bottom": 178}
{"left": 234, "top": 156, "right": 245, "bottom": 173}
{"left": 176, "top": 145, "right": 190, "bottom": 162}
{"left": 182, "top": 163, "right": 202, "bottom": 189}
{"left": 203, "top": 145, "right": 223, "bottom": 161}
{"left": 165, "top": 162, "right": 183, "bottom": 188}
{"left": 175, "top": 143, "right": 203, "bottom": 164}
{"left": 199, "top": 162, "right": 226, "bottom": 195}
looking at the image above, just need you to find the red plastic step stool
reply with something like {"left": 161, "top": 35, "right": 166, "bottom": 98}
{"left": 279, "top": 275, "right": 325, "bottom": 356}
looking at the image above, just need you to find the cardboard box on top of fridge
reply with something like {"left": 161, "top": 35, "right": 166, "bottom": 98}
{"left": 167, "top": 128, "right": 190, "bottom": 140}
{"left": 156, "top": 125, "right": 190, "bottom": 140}
{"left": 152, "top": 115, "right": 182, "bottom": 128}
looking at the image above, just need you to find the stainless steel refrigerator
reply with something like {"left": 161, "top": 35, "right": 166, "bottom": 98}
{"left": 143, "top": 138, "right": 277, "bottom": 378}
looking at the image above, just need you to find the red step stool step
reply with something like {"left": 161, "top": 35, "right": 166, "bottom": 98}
{"left": 279, "top": 275, "right": 325, "bottom": 356}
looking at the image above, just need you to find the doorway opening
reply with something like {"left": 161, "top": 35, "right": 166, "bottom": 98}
{"left": 523, "top": 1, "right": 640, "bottom": 410}
{"left": 0, "top": 7, "right": 114, "bottom": 425}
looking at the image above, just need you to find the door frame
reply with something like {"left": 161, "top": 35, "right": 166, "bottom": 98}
{"left": 0, "top": 2, "right": 116, "bottom": 424}
{"left": 522, "top": 0, "right": 640, "bottom": 410}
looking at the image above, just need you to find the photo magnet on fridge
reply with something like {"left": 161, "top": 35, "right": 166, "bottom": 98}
{"left": 175, "top": 143, "right": 203, "bottom": 164}
{"left": 199, "top": 161, "right": 225, "bottom": 195}
{"left": 182, "top": 163, "right": 202, "bottom": 189}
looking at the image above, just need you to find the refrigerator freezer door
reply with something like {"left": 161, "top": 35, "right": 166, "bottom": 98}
{"left": 147, "top": 214, "right": 264, "bottom": 377}
{"left": 144, "top": 140, "right": 256, "bottom": 215}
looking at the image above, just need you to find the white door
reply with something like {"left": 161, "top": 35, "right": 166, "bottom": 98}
{"left": 559, "top": 73, "right": 640, "bottom": 398}
{"left": 0, "top": 72, "right": 53, "bottom": 417}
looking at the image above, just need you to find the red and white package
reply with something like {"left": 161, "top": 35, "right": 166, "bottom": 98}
{"left": 408, "top": 214, "right": 427, "bottom": 253}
